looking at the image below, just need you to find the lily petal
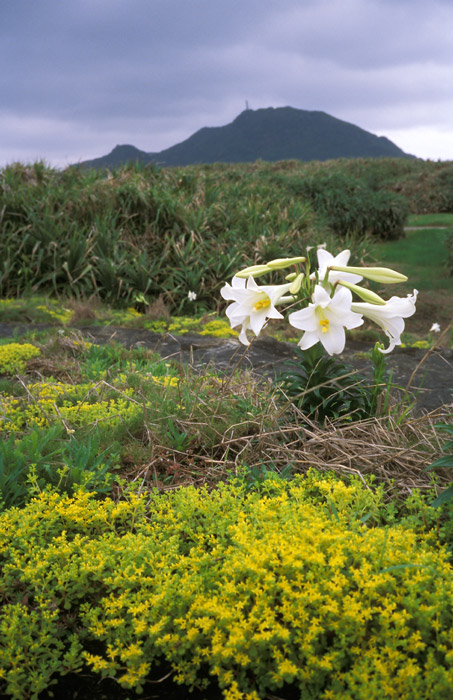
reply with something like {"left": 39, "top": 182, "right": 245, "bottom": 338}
{"left": 315, "top": 249, "right": 363, "bottom": 285}
{"left": 351, "top": 290, "right": 417, "bottom": 353}
{"left": 289, "top": 284, "right": 362, "bottom": 355}
{"left": 221, "top": 275, "right": 292, "bottom": 345}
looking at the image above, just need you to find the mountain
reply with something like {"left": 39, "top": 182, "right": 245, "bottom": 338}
{"left": 76, "top": 107, "right": 411, "bottom": 169}
{"left": 77, "top": 144, "right": 151, "bottom": 170}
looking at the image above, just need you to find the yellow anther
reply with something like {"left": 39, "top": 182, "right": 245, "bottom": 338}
{"left": 320, "top": 318, "right": 329, "bottom": 333}
{"left": 254, "top": 298, "right": 271, "bottom": 311}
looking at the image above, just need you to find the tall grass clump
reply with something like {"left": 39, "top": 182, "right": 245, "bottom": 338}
{"left": 272, "top": 170, "right": 409, "bottom": 240}
{"left": 0, "top": 162, "right": 314, "bottom": 310}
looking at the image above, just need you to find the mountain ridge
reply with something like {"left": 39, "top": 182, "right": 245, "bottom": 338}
{"left": 76, "top": 106, "right": 413, "bottom": 169}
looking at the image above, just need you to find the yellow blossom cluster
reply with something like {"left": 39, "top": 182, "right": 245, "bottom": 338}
{"left": 0, "top": 299, "right": 73, "bottom": 325}
{"left": 0, "top": 380, "right": 141, "bottom": 432}
{"left": 166, "top": 316, "right": 238, "bottom": 338}
{"left": 35, "top": 304, "right": 73, "bottom": 324}
{"left": 104, "top": 307, "right": 142, "bottom": 324}
{"left": 151, "top": 375, "right": 179, "bottom": 388}
{"left": 199, "top": 319, "right": 239, "bottom": 338}
{"left": 0, "top": 479, "right": 451, "bottom": 699}
{"left": 0, "top": 342, "right": 41, "bottom": 375}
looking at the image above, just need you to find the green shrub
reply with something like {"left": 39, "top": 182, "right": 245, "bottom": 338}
{"left": 279, "top": 172, "right": 408, "bottom": 240}
{"left": 0, "top": 478, "right": 451, "bottom": 699}
{"left": 0, "top": 162, "right": 313, "bottom": 309}
{"left": 432, "top": 165, "right": 453, "bottom": 212}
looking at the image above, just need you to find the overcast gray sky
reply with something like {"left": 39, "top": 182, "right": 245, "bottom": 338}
{"left": 2, "top": 0, "right": 453, "bottom": 167}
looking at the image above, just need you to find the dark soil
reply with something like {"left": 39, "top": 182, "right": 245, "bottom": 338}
{"left": 28, "top": 668, "right": 226, "bottom": 700}
{"left": 0, "top": 668, "right": 301, "bottom": 700}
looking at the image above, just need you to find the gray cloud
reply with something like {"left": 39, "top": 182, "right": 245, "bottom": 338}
{"left": 1, "top": 0, "right": 453, "bottom": 165}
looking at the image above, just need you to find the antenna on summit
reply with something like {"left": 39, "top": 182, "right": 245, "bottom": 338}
{"left": 245, "top": 100, "right": 250, "bottom": 110}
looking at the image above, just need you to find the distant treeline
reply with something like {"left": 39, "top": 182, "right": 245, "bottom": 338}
{"left": 1, "top": 158, "right": 452, "bottom": 310}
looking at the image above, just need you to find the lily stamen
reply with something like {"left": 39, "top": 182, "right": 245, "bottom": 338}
{"left": 320, "top": 318, "right": 329, "bottom": 333}
{"left": 254, "top": 298, "right": 271, "bottom": 311}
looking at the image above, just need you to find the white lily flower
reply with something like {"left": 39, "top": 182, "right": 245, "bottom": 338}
{"left": 220, "top": 276, "right": 291, "bottom": 345}
{"left": 351, "top": 290, "right": 418, "bottom": 354}
{"left": 312, "top": 249, "right": 363, "bottom": 285}
{"left": 187, "top": 291, "right": 197, "bottom": 301}
{"left": 288, "top": 285, "right": 363, "bottom": 355}
{"left": 430, "top": 322, "right": 441, "bottom": 333}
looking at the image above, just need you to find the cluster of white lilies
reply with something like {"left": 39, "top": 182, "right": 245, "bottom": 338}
{"left": 220, "top": 248, "right": 417, "bottom": 355}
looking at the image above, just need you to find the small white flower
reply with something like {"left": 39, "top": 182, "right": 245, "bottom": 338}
{"left": 313, "top": 249, "right": 363, "bottom": 285}
{"left": 187, "top": 291, "right": 197, "bottom": 301}
{"left": 430, "top": 322, "right": 441, "bottom": 333}
{"left": 351, "top": 290, "right": 418, "bottom": 354}
{"left": 288, "top": 285, "right": 363, "bottom": 355}
{"left": 220, "top": 275, "right": 291, "bottom": 345}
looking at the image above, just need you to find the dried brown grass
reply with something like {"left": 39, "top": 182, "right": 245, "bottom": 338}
{"left": 269, "top": 407, "right": 452, "bottom": 499}
{"left": 145, "top": 294, "right": 171, "bottom": 321}
{"left": 65, "top": 298, "right": 99, "bottom": 321}
{"left": 122, "top": 364, "right": 452, "bottom": 501}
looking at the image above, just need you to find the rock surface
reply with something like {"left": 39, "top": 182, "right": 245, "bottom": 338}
{"left": 1, "top": 323, "right": 450, "bottom": 413}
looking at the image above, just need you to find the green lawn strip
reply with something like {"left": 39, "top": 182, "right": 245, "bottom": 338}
{"left": 370, "top": 228, "right": 452, "bottom": 343}
{"left": 407, "top": 213, "right": 453, "bottom": 227}
{"left": 373, "top": 228, "right": 453, "bottom": 292}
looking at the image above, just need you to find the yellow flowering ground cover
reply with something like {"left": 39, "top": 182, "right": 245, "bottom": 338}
{"left": 0, "top": 372, "right": 182, "bottom": 433}
{"left": 0, "top": 478, "right": 451, "bottom": 700}
{"left": 0, "top": 379, "right": 142, "bottom": 432}
{"left": 166, "top": 316, "right": 238, "bottom": 337}
{"left": 0, "top": 342, "right": 41, "bottom": 374}
{"left": 0, "top": 298, "right": 73, "bottom": 325}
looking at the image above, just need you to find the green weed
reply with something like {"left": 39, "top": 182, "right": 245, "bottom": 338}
{"left": 276, "top": 344, "right": 374, "bottom": 424}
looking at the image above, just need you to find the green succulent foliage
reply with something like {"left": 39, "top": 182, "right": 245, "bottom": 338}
{"left": 424, "top": 421, "right": 453, "bottom": 507}
{"left": 277, "top": 345, "right": 373, "bottom": 424}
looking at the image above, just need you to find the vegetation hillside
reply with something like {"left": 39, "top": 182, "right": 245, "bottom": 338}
{"left": 1, "top": 157, "right": 452, "bottom": 313}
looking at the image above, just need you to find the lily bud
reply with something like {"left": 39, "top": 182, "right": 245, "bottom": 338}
{"left": 285, "top": 272, "right": 297, "bottom": 281}
{"left": 330, "top": 265, "right": 407, "bottom": 284}
{"left": 289, "top": 272, "right": 304, "bottom": 295}
{"left": 267, "top": 256, "right": 306, "bottom": 270}
{"left": 235, "top": 264, "right": 272, "bottom": 278}
{"left": 337, "top": 280, "right": 386, "bottom": 305}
